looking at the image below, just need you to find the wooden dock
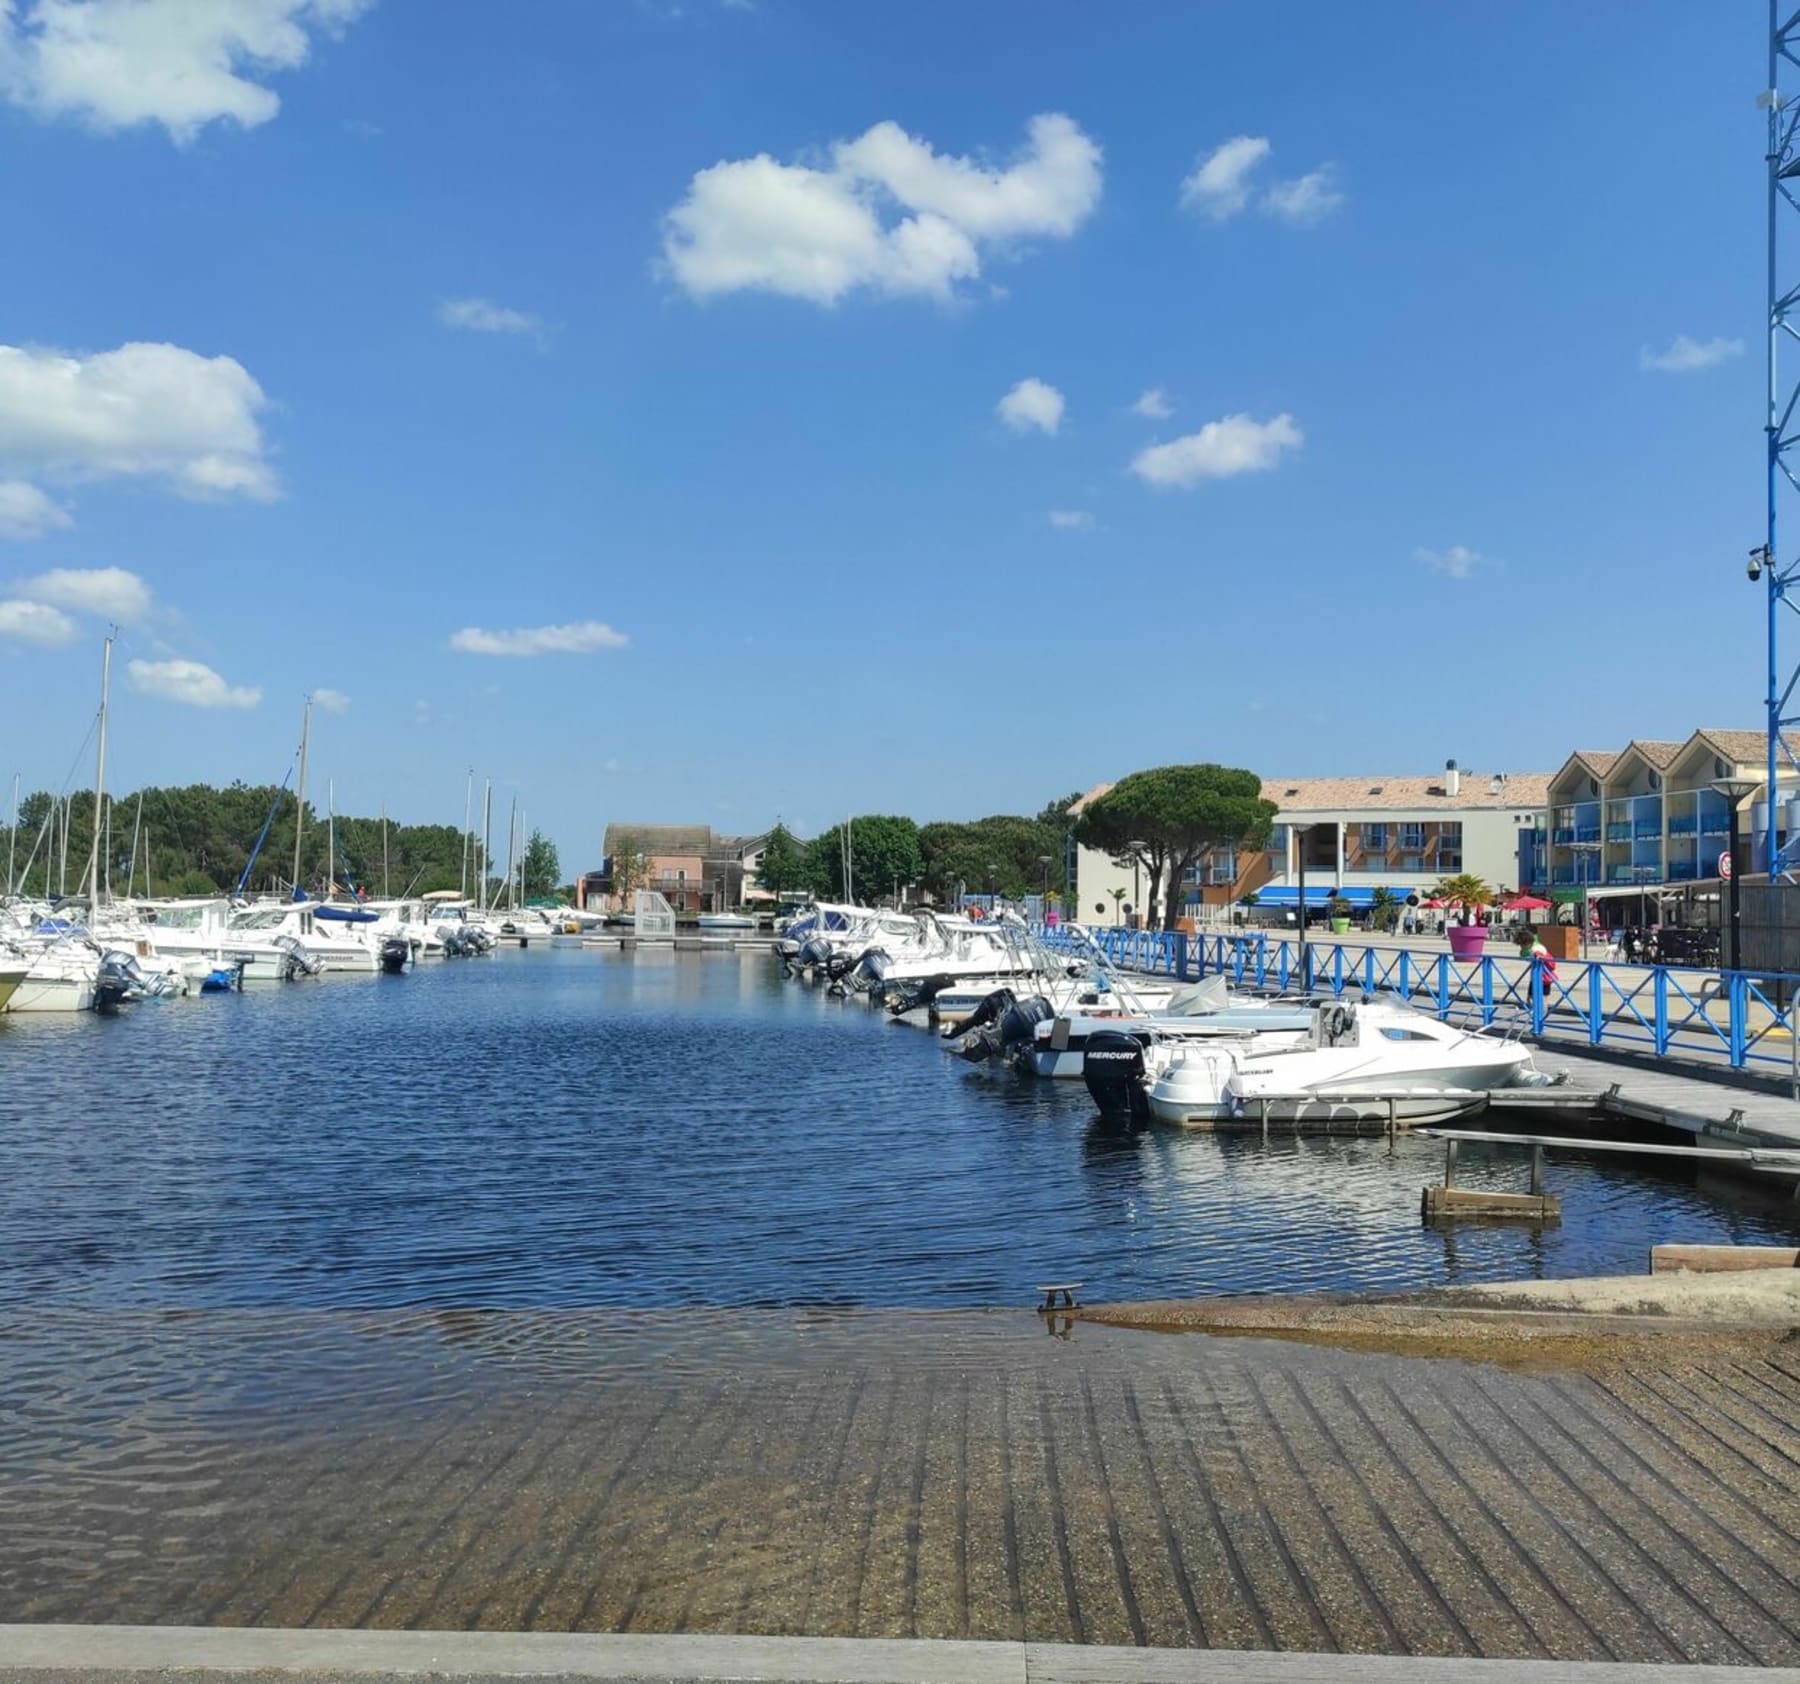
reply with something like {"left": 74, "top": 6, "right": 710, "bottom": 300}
{"left": 1527, "top": 1045, "right": 1800, "bottom": 1152}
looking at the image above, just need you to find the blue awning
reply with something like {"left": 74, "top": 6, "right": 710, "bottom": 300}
{"left": 1246, "top": 885, "right": 1411, "bottom": 908}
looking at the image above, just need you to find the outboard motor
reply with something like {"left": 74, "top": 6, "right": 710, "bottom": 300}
{"left": 943, "top": 987, "right": 1015, "bottom": 1041}
{"left": 825, "top": 947, "right": 861, "bottom": 982}
{"left": 997, "top": 994, "right": 1055, "bottom": 1054}
{"left": 799, "top": 935, "right": 833, "bottom": 972}
{"left": 95, "top": 950, "right": 144, "bottom": 1008}
{"left": 275, "top": 934, "right": 323, "bottom": 979}
{"left": 852, "top": 947, "right": 891, "bottom": 990}
{"left": 1082, "top": 1030, "right": 1151, "bottom": 1124}
{"left": 379, "top": 936, "right": 411, "bottom": 974}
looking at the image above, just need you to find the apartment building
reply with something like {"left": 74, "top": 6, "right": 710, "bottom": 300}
{"left": 578, "top": 824, "right": 767, "bottom": 913}
{"left": 1538, "top": 729, "right": 1773, "bottom": 892}
{"left": 1205, "top": 763, "right": 1552, "bottom": 914}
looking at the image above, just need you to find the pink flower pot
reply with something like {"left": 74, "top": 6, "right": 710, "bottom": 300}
{"left": 1446, "top": 924, "right": 1487, "bottom": 961}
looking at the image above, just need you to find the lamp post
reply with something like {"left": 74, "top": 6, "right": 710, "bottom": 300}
{"left": 1712, "top": 777, "right": 1760, "bottom": 972}
{"left": 1569, "top": 840, "right": 1600, "bottom": 960}
{"left": 1292, "top": 823, "right": 1315, "bottom": 993}
{"left": 1125, "top": 838, "right": 1146, "bottom": 929}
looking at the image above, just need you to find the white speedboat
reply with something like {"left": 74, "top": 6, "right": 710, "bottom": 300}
{"left": 228, "top": 901, "right": 380, "bottom": 973}
{"left": 0, "top": 954, "right": 27, "bottom": 1012}
{"left": 698, "top": 912, "right": 757, "bottom": 932}
{"left": 103, "top": 899, "right": 317, "bottom": 983}
{"left": 6, "top": 942, "right": 101, "bottom": 1013}
{"left": 1085, "top": 996, "right": 1539, "bottom": 1129}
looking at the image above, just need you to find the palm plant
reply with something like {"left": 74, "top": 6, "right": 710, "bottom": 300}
{"left": 1431, "top": 873, "right": 1494, "bottom": 925}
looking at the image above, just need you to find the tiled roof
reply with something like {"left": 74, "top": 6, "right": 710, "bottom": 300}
{"left": 602, "top": 823, "right": 713, "bottom": 858}
{"left": 1624, "top": 739, "right": 1684, "bottom": 769}
{"left": 1262, "top": 772, "right": 1552, "bottom": 812}
{"left": 1068, "top": 781, "right": 1115, "bottom": 816}
{"left": 1691, "top": 729, "right": 1769, "bottom": 764}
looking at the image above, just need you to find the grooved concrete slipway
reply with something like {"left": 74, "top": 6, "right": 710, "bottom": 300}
{"left": 12, "top": 1309, "right": 1800, "bottom": 1673}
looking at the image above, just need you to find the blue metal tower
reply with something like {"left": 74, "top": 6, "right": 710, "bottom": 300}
{"left": 1762, "top": 1, "right": 1800, "bottom": 874}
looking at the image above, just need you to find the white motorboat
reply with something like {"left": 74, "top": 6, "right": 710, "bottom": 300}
{"left": 228, "top": 901, "right": 380, "bottom": 973}
{"left": 6, "top": 941, "right": 101, "bottom": 1013}
{"left": 1084, "top": 995, "right": 1540, "bottom": 1129}
{"left": 698, "top": 912, "right": 757, "bottom": 932}
{"left": 0, "top": 954, "right": 27, "bottom": 1013}
{"left": 95, "top": 899, "right": 315, "bottom": 983}
{"left": 1021, "top": 991, "right": 1317, "bottom": 1078}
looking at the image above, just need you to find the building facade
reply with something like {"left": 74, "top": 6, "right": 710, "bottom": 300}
{"left": 578, "top": 824, "right": 767, "bottom": 913}
{"left": 1214, "top": 763, "right": 1552, "bottom": 916}
{"left": 1538, "top": 729, "right": 1773, "bottom": 895}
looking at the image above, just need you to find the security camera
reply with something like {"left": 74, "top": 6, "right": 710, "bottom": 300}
{"left": 1750, "top": 546, "right": 1767, "bottom": 581}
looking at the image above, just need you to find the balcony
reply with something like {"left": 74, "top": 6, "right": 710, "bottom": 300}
{"left": 1551, "top": 866, "right": 1575, "bottom": 886}
{"left": 1700, "top": 815, "right": 1730, "bottom": 835}
{"left": 1668, "top": 815, "right": 1699, "bottom": 836}
{"left": 1605, "top": 823, "right": 1632, "bottom": 843}
{"left": 1669, "top": 860, "right": 1698, "bottom": 881}
{"left": 1632, "top": 822, "right": 1660, "bottom": 840}
{"left": 1576, "top": 825, "right": 1601, "bottom": 843}
{"left": 1551, "top": 828, "right": 1574, "bottom": 845}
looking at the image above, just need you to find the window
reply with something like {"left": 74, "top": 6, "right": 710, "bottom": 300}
{"left": 1361, "top": 822, "right": 1387, "bottom": 849}
{"left": 1400, "top": 854, "right": 1423, "bottom": 872}
{"left": 1400, "top": 823, "right": 1424, "bottom": 848}
{"left": 1268, "top": 825, "right": 1287, "bottom": 852}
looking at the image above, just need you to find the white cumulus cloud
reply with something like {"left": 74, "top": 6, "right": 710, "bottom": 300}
{"left": 313, "top": 686, "right": 350, "bottom": 712}
{"left": 17, "top": 564, "right": 151, "bottom": 621}
{"left": 1130, "top": 413, "right": 1302, "bottom": 488}
{"left": 1415, "top": 544, "right": 1482, "bottom": 580}
{"left": 127, "top": 656, "right": 261, "bottom": 708}
{"left": 438, "top": 297, "right": 544, "bottom": 340}
{"left": 662, "top": 112, "right": 1102, "bottom": 306}
{"left": 1179, "top": 136, "right": 1343, "bottom": 226}
{"left": 1048, "top": 509, "right": 1093, "bottom": 530}
{"left": 0, "top": 0, "right": 374, "bottom": 143}
{"left": 1639, "top": 335, "right": 1744, "bottom": 374}
{"left": 0, "top": 342, "right": 277, "bottom": 517}
{"left": 997, "top": 377, "right": 1064, "bottom": 435}
{"left": 449, "top": 620, "right": 629, "bottom": 657}
{"left": 1263, "top": 166, "right": 1344, "bottom": 227}
{"left": 0, "top": 598, "right": 76, "bottom": 644}
{"left": 1131, "top": 388, "right": 1173, "bottom": 420}
{"left": 0, "top": 479, "right": 71, "bottom": 538}
{"left": 1179, "top": 135, "right": 1270, "bottom": 220}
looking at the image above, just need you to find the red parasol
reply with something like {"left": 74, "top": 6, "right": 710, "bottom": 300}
{"left": 1502, "top": 894, "right": 1551, "bottom": 912}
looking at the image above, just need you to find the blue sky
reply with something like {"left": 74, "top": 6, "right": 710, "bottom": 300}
{"left": 0, "top": 2, "right": 1769, "bottom": 870}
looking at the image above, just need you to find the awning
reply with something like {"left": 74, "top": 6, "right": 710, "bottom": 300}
{"left": 1247, "top": 885, "right": 1411, "bottom": 908}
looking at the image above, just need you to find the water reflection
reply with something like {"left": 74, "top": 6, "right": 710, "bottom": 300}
{"left": 0, "top": 948, "right": 1793, "bottom": 1308}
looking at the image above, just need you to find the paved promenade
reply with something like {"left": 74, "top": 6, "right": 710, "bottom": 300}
{"left": 6, "top": 1623, "right": 1800, "bottom": 1682}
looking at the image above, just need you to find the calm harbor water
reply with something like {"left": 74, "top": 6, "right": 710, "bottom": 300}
{"left": 1, "top": 945, "right": 1793, "bottom": 1308}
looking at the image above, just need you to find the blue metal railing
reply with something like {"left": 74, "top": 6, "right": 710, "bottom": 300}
{"left": 1031, "top": 924, "right": 1800, "bottom": 1073}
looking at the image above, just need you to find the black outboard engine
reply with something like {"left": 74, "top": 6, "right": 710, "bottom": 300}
{"left": 997, "top": 994, "right": 1054, "bottom": 1054}
{"left": 944, "top": 987, "right": 1015, "bottom": 1041}
{"left": 848, "top": 948, "right": 889, "bottom": 991}
{"left": 825, "top": 947, "right": 861, "bottom": 982}
{"left": 379, "top": 936, "right": 411, "bottom": 974}
{"left": 1082, "top": 1030, "right": 1151, "bottom": 1124}
{"left": 95, "top": 950, "right": 143, "bottom": 1008}
{"left": 799, "top": 935, "right": 833, "bottom": 972}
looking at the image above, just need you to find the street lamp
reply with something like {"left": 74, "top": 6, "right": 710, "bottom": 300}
{"left": 1126, "top": 838, "right": 1146, "bottom": 930}
{"left": 1712, "top": 777, "right": 1760, "bottom": 972}
{"left": 1569, "top": 840, "right": 1600, "bottom": 960}
{"left": 1291, "top": 822, "right": 1316, "bottom": 993}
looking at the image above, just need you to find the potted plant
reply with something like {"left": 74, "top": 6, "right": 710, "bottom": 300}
{"left": 1433, "top": 874, "right": 1495, "bottom": 959}
{"left": 1326, "top": 892, "right": 1353, "bottom": 935}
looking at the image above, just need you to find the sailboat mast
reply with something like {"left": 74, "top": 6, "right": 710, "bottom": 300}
{"left": 104, "top": 795, "right": 113, "bottom": 900}
{"left": 7, "top": 773, "right": 17, "bottom": 898}
{"left": 479, "top": 779, "right": 492, "bottom": 910}
{"left": 127, "top": 792, "right": 143, "bottom": 900}
{"left": 461, "top": 769, "right": 473, "bottom": 899}
{"left": 327, "top": 779, "right": 336, "bottom": 899}
{"left": 86, "top": 633, "right": 112, "bottom": 908}
{"left": 382, "top": 802, "right": 390, "bottom": 898}
{"left": 503, "top": 796, "right": 517, "bottom": 912}
{"left": 292, "top": 696, "right": 312, "bottom": 894}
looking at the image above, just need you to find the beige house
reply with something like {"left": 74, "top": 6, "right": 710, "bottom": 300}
{"left": 578, "top": 825, "right": 767, "bottom": 913}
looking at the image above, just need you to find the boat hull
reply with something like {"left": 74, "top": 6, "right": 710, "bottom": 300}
{"left": 7, "top": 974, "right": 96, "bottom": 1013}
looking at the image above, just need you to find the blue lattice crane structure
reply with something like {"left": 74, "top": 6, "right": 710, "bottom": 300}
{"left": 1760, "top": 2, "right": 1800, "bottom": 877}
